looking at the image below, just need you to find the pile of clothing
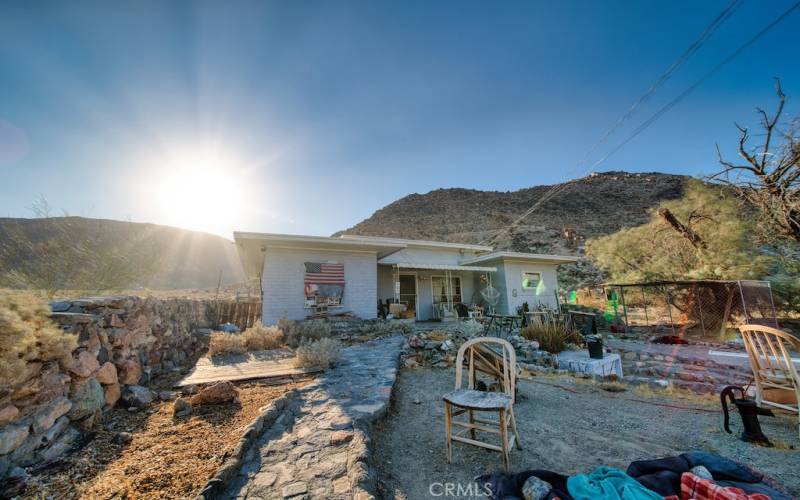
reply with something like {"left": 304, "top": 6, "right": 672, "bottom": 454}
{"left": 476, "top": 451, "right": 791, "bottom": 500}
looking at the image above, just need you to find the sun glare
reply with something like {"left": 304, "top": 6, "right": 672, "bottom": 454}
{"left": 155, "top": 151, "right": 246, "bottom": 237}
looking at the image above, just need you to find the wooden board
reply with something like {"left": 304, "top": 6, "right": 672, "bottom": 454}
{"left": 176, "top": 348, "right": 321, "bottom": 386}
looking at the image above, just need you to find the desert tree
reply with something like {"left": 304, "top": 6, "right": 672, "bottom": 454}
{"left": 712, "top": 78, "right": 800, "bottom": 243}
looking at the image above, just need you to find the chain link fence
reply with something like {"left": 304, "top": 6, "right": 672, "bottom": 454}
{"left": 564, "top": 280, "right": 778, "bottom": 340}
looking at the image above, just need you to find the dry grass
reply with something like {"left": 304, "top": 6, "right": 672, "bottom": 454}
{"left": 293, "top": 338, "right": 342, "bottom": 369}
{"left": 284, "top": 319, "right": 331, "bottom": 348}
{"left": 23, "top": 382, "right": 304, "bottom": 499}
{"left": 520, "top": 322, "right": 582, "bottom": 353}
{"left": 208, "top": 322, "right": 285, "bottom": 356}
{"left": 0, "top": 293, "right": 76, "bottom": 385}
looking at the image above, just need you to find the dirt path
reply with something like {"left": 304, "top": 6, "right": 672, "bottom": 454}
{"left": 24, "top": 382, "right": 304, "bottom": 499}
{"left": 374, "top": 369, "right": 799, "bottom": 499}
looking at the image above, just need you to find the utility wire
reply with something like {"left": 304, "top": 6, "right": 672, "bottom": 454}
{"left": 576, "top": 0, "right": 743, "bottom": 171}
{"left": 586, "top": 0, "right": 800, "bottom": 172}
{"left": 481, "top": 1, "right": 799, "bottom": 247}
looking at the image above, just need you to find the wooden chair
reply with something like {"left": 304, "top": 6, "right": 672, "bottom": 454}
{"left": 442, "top": 337, "right": 522, "bottom": 471}
{"left": 739, "top": 324, "right": 800, "bottom": 437}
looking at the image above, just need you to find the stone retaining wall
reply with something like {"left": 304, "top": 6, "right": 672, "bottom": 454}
{"left": 617, "top": 346, "right": 752, "bottom": 393}
{"left": 0, "top": 296, "right": 214, "bottom": 479}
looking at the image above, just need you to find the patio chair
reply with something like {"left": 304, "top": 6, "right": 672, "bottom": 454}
{"left": 739, "top": 324, "right": 800, "bottom": 437}
{"left": 442, "top": 337, "right": 522, "bottom": 471}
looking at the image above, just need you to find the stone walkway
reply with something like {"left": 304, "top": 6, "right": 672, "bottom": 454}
{"left": 222, "top": 336, "right": 404, "bottom": 500}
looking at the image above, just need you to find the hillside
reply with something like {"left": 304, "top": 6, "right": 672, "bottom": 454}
{"left": 0, "top": 217, "right": 245, "bottom": 290}
{"left": 339, "top": 171, "right": 689, "bottom": 254}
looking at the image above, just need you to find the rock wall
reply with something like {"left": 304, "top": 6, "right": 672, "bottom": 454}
{"left": 0, "top": 296, "right": 214, "bottom": 479}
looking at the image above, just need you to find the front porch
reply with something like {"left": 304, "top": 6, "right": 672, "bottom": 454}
{"left": 377, "top": 263, "right": 499, "bottom": 321}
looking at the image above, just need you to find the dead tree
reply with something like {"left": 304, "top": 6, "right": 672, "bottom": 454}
{"left": 712, "top": 78, "right": 800, "bottom": 242}
{"left": 657, "top": 208, "right": 706, "bottom": 249}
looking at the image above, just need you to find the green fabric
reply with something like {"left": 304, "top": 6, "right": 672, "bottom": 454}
{"left": 567, "top": 466, "right": 662, "bottom": 500}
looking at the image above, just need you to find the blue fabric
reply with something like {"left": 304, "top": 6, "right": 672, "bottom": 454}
{"left": 567, "top": 467, "right": 662, "bottom": 500}
{"left": 682, "top": 451, "right": 762, "bottom": 483}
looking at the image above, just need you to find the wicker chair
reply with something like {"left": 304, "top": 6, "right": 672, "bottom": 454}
{"left": 442, "top": 337, "right": 522, "bottom": 471}
{"left": 739, "top": 324, "right": 800, "bottom": 437}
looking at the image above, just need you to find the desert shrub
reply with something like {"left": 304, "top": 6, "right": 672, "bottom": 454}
{"left": 293, "top": 338, "right": 342, "bottom": 369}
{"left": 208, "top": 332, "right": 247, "bottom": 356}
{"left": 360, "top": 320, "right": 412, "bottom": 337}
{"left": 0, "top": 293, "right": 76, "bottom": 385}
{"left": 458, "top": 319, "right": 483, "bottom": 337}
{"left": 208, "top": 322, "right": 286, "bottom": 356}
{"left": 520, "top": 323, "right": 582, "bottom": 354}
{"left": 243, "top": 321, "right": 285, "bottom": 350}
{"left": 285, "top": 319, "right": 331, "bottom": 348}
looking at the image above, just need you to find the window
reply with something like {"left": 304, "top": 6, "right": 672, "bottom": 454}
{"left": 521, "top": 271, "right": 541, "bottom": 290}
{"left": 432, "top": 276, "right": 462, "bottom": 304}
{"left": 304, "top": 262, "right": 345, "bottom": 307}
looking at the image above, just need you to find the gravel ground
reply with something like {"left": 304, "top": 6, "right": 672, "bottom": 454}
{"left": 374, "top": 369, "right": 799, "bottom": 499}
{"left": 24, "top": 381, "right": 305, "bottom": 499}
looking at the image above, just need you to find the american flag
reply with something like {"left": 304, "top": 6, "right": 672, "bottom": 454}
{"left": 304, "top": 262, "right": 345, "bottom": 285}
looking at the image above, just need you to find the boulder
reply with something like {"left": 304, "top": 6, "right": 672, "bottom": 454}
{"left": 121, "top": 385, "right": 154, "bottom": 408}
{"left": 69, "top": 351, "right": 100, "bottom": 378}
{"left": 116, "top": 359, "right": 142, "bottom": 385}
{"left": 173, "top": 397, "right": 192, "bottom": 417}
{"left": 94, "top": 362, "right": 118, "bottom": 385}
{"left": 112, "top": 431, "right": 133, "bottom": 445}
{"left": 67, "top": 378, "right": 105, "bottom": 420}
{"left": 41, "top": 416, "right": 69, "bottom": 446}
{"left": 158, "top": 390, "right": 176, "bottom": 401}
{"left": 189, "top": 381, "right": 239, "bottom": 406}
{"left": 30, "top": 397, "right": 72, "bottom": 434}
{"left": 104, "top": 383, "right": 121, "bottom": 407}
{"left": 0, "top": 425, "right": 29, "bottom": 455}
{"left": 36, "top": 426, "right": 80, "bottom": 464}
{"left": 0, "top": 405, "right": 19, "bottom": 426}
{"left": 0, "top": 466, "right": 27, "bottom": 498}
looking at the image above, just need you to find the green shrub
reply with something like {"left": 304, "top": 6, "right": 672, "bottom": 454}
{"left": 293, "top": 338, "right": 342, "bottom": 369}
{"left": 520, "top": 323, "right": 582, "bottom": 354}
{"left": 360, "top": 320, "right": 411, "bottom": 337}
{"left": 0, "top": 293, "right": 76, "bottom": 385}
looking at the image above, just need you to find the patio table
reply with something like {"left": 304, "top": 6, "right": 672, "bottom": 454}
{"left": 556, "top": 350, "right": 623, "bottom": 379}
{"left": 484, "top": 314, "right": 521, "bottom": 337}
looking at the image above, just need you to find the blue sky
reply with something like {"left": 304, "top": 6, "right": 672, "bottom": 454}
{"left": 0, "top": 0, "right": 798, "bottom": 238}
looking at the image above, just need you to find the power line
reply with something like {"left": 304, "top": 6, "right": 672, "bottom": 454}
{"left": 481, "top": 0, "right": 799, "bottom": 247}
{"left": 482, "top": 1, "right": 741, "bottom": 247}
{"left": 575, "top": 0, "right": 742, "bottom": 171}
{"left": 587, "top": 0, "right": 800, "bottom": 171}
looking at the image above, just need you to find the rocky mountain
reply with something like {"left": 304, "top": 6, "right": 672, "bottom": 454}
{"left": 0, "top": 217, "right": 245, "bottom": 290}
{"left": 339, "top": 171, "right": 690, "bottom": 255}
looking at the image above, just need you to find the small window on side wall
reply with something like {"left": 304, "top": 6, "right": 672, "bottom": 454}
{"left": 521, "top": 271, "right": 541, "bottom": 290}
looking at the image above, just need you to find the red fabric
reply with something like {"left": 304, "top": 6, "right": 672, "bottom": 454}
{"left": 680, "top": 473, "right": 771, "bottom": 500}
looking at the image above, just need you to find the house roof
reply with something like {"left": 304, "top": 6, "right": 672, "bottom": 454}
{"left": 459, "top": 251, "right": 579, "bottom": 265}
{"left": 338, "top": 234, "right": 493, "bottom": 252}
{"left": 386, "top": 262, "right": 497, "bottom": 272}
{"left": 233, "top": 231, "right": 406, "bottom": 278}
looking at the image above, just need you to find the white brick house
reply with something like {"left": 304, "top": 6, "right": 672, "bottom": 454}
{"left": 234, "top": 232, "right": 578, "bottom": 325}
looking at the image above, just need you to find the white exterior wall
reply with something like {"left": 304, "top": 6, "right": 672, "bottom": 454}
{"left": 261, "top": 247, "right": 378, "bottom": 324}
{"left": 499, "top": 260, "right": 560, "bottom": 313}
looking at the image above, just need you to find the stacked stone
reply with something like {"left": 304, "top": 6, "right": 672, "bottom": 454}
{"left": 619, "top": 349, "right": 752, "bottom": 393}
{"left": 400, "top": 329, "right": 543, "bottom": 369}
{"left": 0, "top": 296, "right": 213, "bottom": 480}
